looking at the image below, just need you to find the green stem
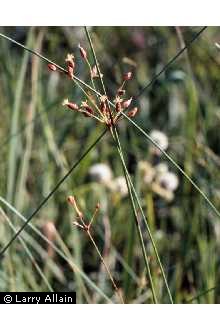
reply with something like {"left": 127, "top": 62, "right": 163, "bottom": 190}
{"left": 111, "top": 127, "right": 158, "bottom": 304}
{"left": 113, "top": 127, "right": 174, "bottom": 304}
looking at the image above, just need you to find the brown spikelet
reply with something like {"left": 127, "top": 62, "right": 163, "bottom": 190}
{"left": 78, "top": 44, "right": 87, "bottom": 60}
{"left": 123, "top": 71, "right": 132, "bottom": 81}
{"left": 127, "top": 107, "right": 139, "bottom": 118}
{"left": 47, "top": 63, "right": 57, "bottom": 71}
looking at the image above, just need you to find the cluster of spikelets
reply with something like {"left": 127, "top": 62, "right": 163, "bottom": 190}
{"left": 47, "top": 45, "right": 139, "bottom": 127}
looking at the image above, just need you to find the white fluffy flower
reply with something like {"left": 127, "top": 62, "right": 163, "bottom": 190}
{"left": 138, "top": 160, "right": 155, "bottom": 184}
{"left": 89, "top": 163, "right": 112, "bottom": 184}
{"left": 111, "top": 176, "right": 128, "bottom": 197}
{"left": 149, "top": 130, "right": 168, "bottom": 155}
{"left": 157, "top": 171, "right": 179, "bottom": 192}
{"left": 155, "top": 162, "right": 169, "bottom": 175}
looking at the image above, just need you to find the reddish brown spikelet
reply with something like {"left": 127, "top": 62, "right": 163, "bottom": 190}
{"left": 67, "top": 66, "right": 74, "bottom": 79}
{"left": 122, "top": 97, "right": 132, "bottom": 109}
{"left": 62, "top": 99, "right": 79, "bottom": 111}
{"left": 114, "top": 96, "right": 123, "bottom": 113}
{"left": 67, "top": 195, "right": 83, "bottom": 219}
{"left": 65, "top": 53, "right": 75, "bottom": 69}
{"left": 100, "top": 95, "right": 107, "bottom": 113}
{"left": 116, "top": 101, "right": 122, "bottom": 113}
{"left": 78, "top": 44, "right": 87, "bottom": 60}
{"left": 117, "top": 89, "right": 126, "bottom": 96}
{"left": 96, "top": 202, "right": 100, "bottom": 210}
{"left": 83, "top": 107, "right": 94, "bottom": 117}
{"left": 81, "top": 101, "right": 94, "bottom": 117}
{"left": 127, "top": 107, "right": 139, "bottom": 118}
{"left": 48, "top": 63, "right": 57, "bottom": 71}
{"left": 91, "top": 66, "right": 98, "bottom": 78}
{"left": 123, "top": 71, "right": 132, "bottom": 81}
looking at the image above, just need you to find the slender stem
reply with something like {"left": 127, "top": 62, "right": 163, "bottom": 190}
{"left": 84, "top": 27, "right": 107, "bottom": 96}
{"left": 72, "top": 78, "right": 105, "bottom": 121}
{"left": 87, "top": 230, "right": 124, "bottom": 304}
{"left": 111, "top": 127, "right": 158, "bottom": 303}
{"left": 85, "top": 57, "right": 100, "bottom": 103}
{"left": 113, "top": 126, "right": 174, "bottom": 303}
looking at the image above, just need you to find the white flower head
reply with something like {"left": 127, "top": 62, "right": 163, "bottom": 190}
{"left": 157, "top": 171, "right": 179, "bottom": 192}
{"left": 111, "top": 176, "right": 128, "bottom": 197}
{"left": 149, "top": 130, "right": 169, "bottom": 155}
{"left": 155, "top": 162, "right": 169, "bottom": 175}
{"left": 89, "top": 163, "right": 113, "bottom": 184}
{"left": 138, "top": 160, "right": 156, "bottom": 184}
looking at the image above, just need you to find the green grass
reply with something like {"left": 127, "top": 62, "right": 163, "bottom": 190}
{"left": 0, "top": 26, "right": 220, "bottom": 303}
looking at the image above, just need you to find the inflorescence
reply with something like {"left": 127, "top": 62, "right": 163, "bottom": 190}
{"left": 47, "top": 45, "right": 139, "bottom": 128}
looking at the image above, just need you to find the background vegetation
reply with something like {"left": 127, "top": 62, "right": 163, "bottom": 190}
{"left": 0, "top": 26, "right": 220, "bottom": 303}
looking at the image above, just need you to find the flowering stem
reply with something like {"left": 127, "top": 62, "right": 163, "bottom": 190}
{"left": 113, "top": 126, "right": 174, "bottom": 304}
{"left": 86, "top": 230, "right": 124, "bottom": 304}
{"left": 110, "top": 126, "right": 158, "bottom": 304}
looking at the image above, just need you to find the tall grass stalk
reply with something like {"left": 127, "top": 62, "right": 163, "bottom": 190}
{"left": 111, "top": 127, "right": 158, "bottom": 303}
{"left": 113, "top": 127, "right": 174, "bottom": 303}
{"left": 7, "top": 28, "right": 34, "bottom": 205}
